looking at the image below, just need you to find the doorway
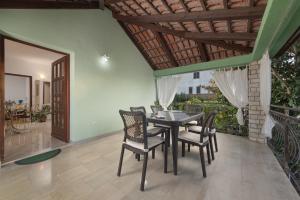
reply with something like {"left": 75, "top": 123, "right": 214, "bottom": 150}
{"left": 43, "top": 81, "right": 50, "bottom": 105}
{"left": 0, "top": 35, "right": 70, "bottom": 164}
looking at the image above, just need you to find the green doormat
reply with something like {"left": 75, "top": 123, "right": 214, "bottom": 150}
{"left": 15, "top": 149, "right": 61, "bottom": 165}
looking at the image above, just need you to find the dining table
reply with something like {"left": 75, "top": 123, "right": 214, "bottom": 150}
{"left": 146, "top": 110, "right": 205, "bottom": 175}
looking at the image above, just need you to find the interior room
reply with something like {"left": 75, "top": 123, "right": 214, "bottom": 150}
{"left": 4, "top": 39, "right": 66, "bottom": 162}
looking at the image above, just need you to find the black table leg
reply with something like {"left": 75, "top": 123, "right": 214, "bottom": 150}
{"left": 164, "top": 130, "right": 170, "bottom": 173}
{"left": 171, "top": 125, "right": 179, "bottom": 175}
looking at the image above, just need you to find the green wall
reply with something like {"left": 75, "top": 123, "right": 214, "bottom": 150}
{"left": 154, "top": 54, "right": 253, "bottom": 77}
{"left": 0, "top": 9, "right": 156, "bottom": 141}
{"left": 252, "top": 0, "right": 300, "bottom": 59}
{"left": 268, "top": 0, "right": 300, "bottom": 57}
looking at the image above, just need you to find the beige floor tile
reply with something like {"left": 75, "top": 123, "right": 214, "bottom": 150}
{"left": 0, "top": 132, "right": 299, "bottom": 200}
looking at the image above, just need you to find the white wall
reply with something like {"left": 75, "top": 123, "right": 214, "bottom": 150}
{"left": 177, "top": 70, "right": 213, "bottom": 94}
{"left": 5, "top": 55, "right": 52, "bottom": 106}
{"left": 5, "top": 75, "right": 30, "bottom": 104}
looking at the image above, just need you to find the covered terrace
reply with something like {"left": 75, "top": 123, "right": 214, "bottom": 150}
{"left": 0, "top": 0, "right": 299, "bottom": 199}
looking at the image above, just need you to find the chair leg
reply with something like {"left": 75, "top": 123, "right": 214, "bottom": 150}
{"left": 137, "top": 154, "right": 140, "bottom": 161}
{"left": 167, "top": 129, "right": 171, "bottom": 147}
{"left": 209, "top": 135, "right": 215, "bottom": 160}
{"left": 182, "top": 142, "right": 185, "bottom": 157}
{"left": 140, "top": 153, "right": 148, "bottom": 191}
{"left": 188, "top": 143, "right": 191, "bottom": 152}
{"left": 117, "top": 145, "right": 125, "bottom": 176}
{"left": 213, "top": 134, "right": 218, "bottom": 152}
{"left": 161, "top": 132, "right": 165, "bottom": 152}
{"left": 199, "top": 147, "right": 206, "bottom": 177}
{"left": 152, "top": 149, "right": 155, "bottom": 159}
{"left": 206, "top": 144, "right": 211, "bottom": 164}
{"left": 164, "top": 142, "right": 168, "bottom": 173}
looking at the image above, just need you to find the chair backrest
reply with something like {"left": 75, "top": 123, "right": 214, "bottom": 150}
{"left": 119, "top": 110, "right": 148, "bottom": 149}
{"left": 150, "top": 105, "right": 163, "bottom": 114}
{"left": 207, "top": 111, "right": 218, "bottom": 131}
{"left": 185, "top": 104, "right": 204, "bottom": 125}
{"left": 130, "top": 106, "right": 146, "bottom": 114}
{"left": 184, "top": 104, "right": 203, "bottom": 114}
{"left": 197, "top": 111, "right": 218, "bottom": 143}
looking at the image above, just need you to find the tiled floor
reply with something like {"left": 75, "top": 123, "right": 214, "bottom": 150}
{"left": 0, "top": 132, "right": 299, "bottom": 200}
{"left": 4, "top": 120, "right": 66, "bottom": 162}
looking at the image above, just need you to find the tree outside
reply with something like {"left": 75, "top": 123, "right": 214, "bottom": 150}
{"left": 271, "top": 37, "right": 300, "bottom": 108}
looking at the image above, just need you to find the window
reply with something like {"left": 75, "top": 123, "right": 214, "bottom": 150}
{"left": 188, "top": 87, "right": 193, "bottom": 94}
{"left": 196, "top": 86, "right": 201, "bottom": 94}
{"left": 193, "top": 72, "right": 200, "bottom": 79}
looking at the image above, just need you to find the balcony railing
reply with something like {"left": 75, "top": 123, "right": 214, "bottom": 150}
{"left": 268, "top": 105, "right": 300, "bottom": 194}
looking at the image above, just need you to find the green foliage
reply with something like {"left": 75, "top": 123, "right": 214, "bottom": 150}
{"left": 173, "top": 93, "right": 189, "bottom": 103}
{"left": 169, "top": 92, "right": 246, "bottom": 135}
{"left": 32, "top": 105, "right": 51, "bottom": 122}
{"left": 186, "top": 96, "right": 203, "bottom": 105}
{"left": 206, "top": 79, "right": 231, "bottom": 105}
{"left": 294, "top": 41, "right": 300, "bottom": 106}
{"left": 271, "top": 38, "right": 300, "bottom": 107}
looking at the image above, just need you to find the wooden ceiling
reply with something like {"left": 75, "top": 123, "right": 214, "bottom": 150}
{"left": 108, "top": 0, "right": 267, "bottom": 70}
{"left": 0, "top": 0, "right": 268, "bottom": 70}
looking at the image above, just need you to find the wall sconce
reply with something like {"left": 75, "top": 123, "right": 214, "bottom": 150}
{"left": 39, "top": 74, "right": 45, "bottom": 80}
{"left": 100, "top": 54, "right": 110, "bottom": 65}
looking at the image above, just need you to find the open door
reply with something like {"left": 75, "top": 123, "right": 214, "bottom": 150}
{"left": 51, "top": 56, "right": 70, "bottom": 142}
{"left": 0, "top": 35, "right": 4, "bottom": 163}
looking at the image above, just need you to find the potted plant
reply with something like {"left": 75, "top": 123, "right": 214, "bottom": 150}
{"left": 32, "top": 105, "right": 51, "bottom": 122}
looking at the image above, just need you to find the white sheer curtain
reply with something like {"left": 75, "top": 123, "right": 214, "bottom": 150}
{"left": 260, "top": 52, "right": 275, "bottom": 138}
{"left": 157, "top": 76, "right": 181, "bottom": 110}
{"left": 213, "top": 68, "right": 249, "bottom": 125}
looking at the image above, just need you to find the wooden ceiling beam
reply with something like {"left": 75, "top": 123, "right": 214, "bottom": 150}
{"left": 0, "top": 0, "right": 102, "bottom": 9}
{"left": 199, "top": 0, "right": 215, "bottom": 35}
{"left": 168, "top": 39, "right": 251, "bottom": 54}
{"left": 114, "top": 6, "right": 265, "bottom": 23}
{"left": 201, "top": 40, "right": 252, "bottom": 53}
{"left": 99, "top": 0, "right": 105, "bottom": 10}
{"left": 154, "top": 32, "right": 179, "bottom": 67}
{"left": 196, "top": 42, "right": 209, "bottom": 62}
{"left": 178, "top": 0, "right": 209, "bottom": 63}
{"left": 105, "top": 0, "right": 125, "bottom": 5}
{"left": 223, "top": 0, "right": 228, "bottom": 9}
{"left": 128, "top": 22, "right": 257, "bottom": 41}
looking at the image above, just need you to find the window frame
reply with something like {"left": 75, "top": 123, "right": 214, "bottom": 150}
{"left": 188, "top": 87, "right": 193, "bottom": 94}
{"left": 193, "top": 72, "right": 200, "bottom": 79}
{"left": 196, "top": 86, "right": 201, "bottom": 94}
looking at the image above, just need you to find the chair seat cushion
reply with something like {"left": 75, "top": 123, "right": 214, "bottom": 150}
{"left": 189, "top": 126, "right": 216, "bottom": 135}
{"left": 189, "top": 125, "right": 203, "bottom": 133}
{"left": 147, "top": 127, "right": 165, "bottom": 137}
{"left": 186, "top": 120, "right": 198, "bottom": 126}
{"left": 178, "top": 131, "right": 209, "bottom": 146}
{"left": 124, "top": 136, "right": 164, "bottom": 152}
{"left": 154, "top": 124, "right": 171, "bottom": 129}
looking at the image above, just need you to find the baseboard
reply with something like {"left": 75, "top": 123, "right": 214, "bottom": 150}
{"left": 70, "top": 130, "right": 121, "bottom": 145}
